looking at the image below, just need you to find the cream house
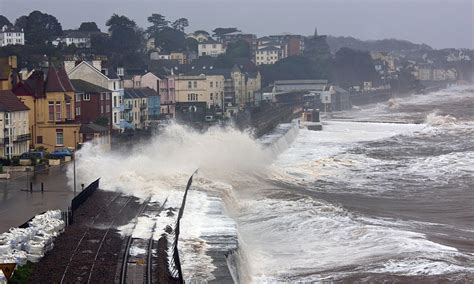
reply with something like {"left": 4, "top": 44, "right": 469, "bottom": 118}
{"left": 174, "top": 73, "right": 224, "bottom": 108}
{"left": 0, "top": 90, "right": 30, "bottom": 158}
{"left": 198, "top": 40, "right": 226, "bottom": 57}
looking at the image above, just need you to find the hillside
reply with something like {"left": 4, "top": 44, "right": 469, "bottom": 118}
{"left": 326, "top": 36, "right": 433, "bottom": 54}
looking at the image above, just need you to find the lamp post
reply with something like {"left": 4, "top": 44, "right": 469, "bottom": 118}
{"left": 73, "top": 130, "right": 76, "bottom": 196}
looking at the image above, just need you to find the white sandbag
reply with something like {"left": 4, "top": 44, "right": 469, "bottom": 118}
{"left": 26, "top": 253, "right": 43, "bottom": 263}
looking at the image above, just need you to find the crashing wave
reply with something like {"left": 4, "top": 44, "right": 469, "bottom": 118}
{"left": 425, "top": 111, "right": 457, "bottom": 126}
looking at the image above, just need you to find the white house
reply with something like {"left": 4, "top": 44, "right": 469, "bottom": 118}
{"left": 0, "top": 26, "right": 25, "bottom": 46}
{"left": 0, "top": 90, "right": 30, "bottom": 158}
{"left": 198, "top": 39, "right": 226, "bottom": 57}
{"left": 255, "top": 46, "right": 283, "bottom": 65}
{"left": 67, "top": 61, "right": 125, "bottom": 132}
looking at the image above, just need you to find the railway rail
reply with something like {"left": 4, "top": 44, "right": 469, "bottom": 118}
{"left": 119, "top": 198, "right": 168, "bottom": 284}
{"left": 59, "top": 193, "right": 133, "bottom": 283}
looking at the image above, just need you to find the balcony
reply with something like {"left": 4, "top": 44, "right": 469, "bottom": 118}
{"left": 140, "top": 103, "right": 147, "bottom": 110}
{"left": 14, "top": 133, "right": 31, "bottom": 142}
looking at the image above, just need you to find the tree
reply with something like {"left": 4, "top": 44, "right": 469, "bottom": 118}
{"left": 171, "top": 18, "right": 189, "bottom": 32}
{"left": 212, "top": 27, "right": 240, "bottom": 37}
{"left": 106, "top": 14, "right": 143, "bottom": 53}
{"left": 0, "top": 15, "right": 12, "bottom": 27}
{"left": 331, "top": 47, "right": 378, "bottom": 88}
{"left": 184, "top": 37, "right": 198, "bottom": 52}
{"left": 78, "top": 22, "right": 100, "bottom": 32}
{"left": 226, "top": 40, "right": 251, "bottom": 58}
{"left": 15, "top": 11, "right": 62, "bottom": 45}
{"left": 152, "top": 27, "right": 185, "bottom": 53}
{"left": 146, "top": 13, "right": 169, "bottom": 35}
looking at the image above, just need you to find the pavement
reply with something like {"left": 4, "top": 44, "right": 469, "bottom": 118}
{"left": 0, "top": 163, "right": 78, "bottom": 233}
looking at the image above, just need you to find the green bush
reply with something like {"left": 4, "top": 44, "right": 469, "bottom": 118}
{"left": 9, "top": 261, "right": 35, "bottom": 284}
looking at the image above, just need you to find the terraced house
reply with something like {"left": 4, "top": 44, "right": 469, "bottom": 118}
{"left": 0, "top": 90, "right": 30, "bottom": 158}
{"left": 13, "top": 67, "right": 81, "bottom": 151}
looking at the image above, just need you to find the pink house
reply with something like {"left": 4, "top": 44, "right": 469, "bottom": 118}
{"left": 159, "top": 76, "right": 175, "bottom": 118}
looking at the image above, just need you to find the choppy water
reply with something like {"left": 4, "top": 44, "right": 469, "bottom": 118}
{"left": 232, "top": 85, "right": 474, "bottom": 282}
{"left": 72, "top": 85, "right": 474, "bottom": 283}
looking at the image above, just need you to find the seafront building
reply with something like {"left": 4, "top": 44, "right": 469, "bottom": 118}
{"left": 0, "top": 90, "right": 30, "bottom": 158}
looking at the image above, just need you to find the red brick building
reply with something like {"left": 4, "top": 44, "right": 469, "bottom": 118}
{"left": 70, "top": 79, "right": 112, "bottom": 130}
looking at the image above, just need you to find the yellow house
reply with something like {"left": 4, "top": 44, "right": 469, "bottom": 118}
{"left": 174, "top": 73, "right": 224, "bottom": 108}
{"left": 0, "top": 56, "right": 18, "bottom": 91}
{"left": 13, "top": 66, "right": 81, "bottom": 151}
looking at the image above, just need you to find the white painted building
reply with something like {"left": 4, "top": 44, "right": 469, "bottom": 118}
{"left": 0, "top": 90, "right": 30, "bottom": 158}
{"left": 0, "top": 25, "right": 25, "bottom": 46}
{"left": 198, "top": 40, "right": 226, "bottom": 57}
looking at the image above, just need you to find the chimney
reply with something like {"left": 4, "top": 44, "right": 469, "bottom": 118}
{"left": 64, "top": 60, "right": 76, "bottom": 74}
{"left": 92, "top": 60, "right": 102, "bottom": 71}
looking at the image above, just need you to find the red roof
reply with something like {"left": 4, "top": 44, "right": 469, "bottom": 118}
{"left": 45, "top": 66, "right": 66, "bottom": 93}
{"left": 0, "top": 90, "right": 30, "bottom": 112}
{"left": 12, "top": 71, "right": 45, "bottom": 98}
{"left": 57, "top": 67, "right": 75, "bottom": 92}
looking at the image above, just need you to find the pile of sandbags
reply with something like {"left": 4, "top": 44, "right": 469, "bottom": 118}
{"left": 0, "top": 210, "right": 65, "bottom": 266}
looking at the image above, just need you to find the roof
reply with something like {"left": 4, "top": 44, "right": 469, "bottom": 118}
{"left": 12, "top": 70, "right": 46, "bottom": 98}
{"left": 0, "top": 90, "right": 29, "bottom": 112}
{"left": 258, "top": 45, "right": 282, "bottom": 52}
{"left": 71, "top": 79, "right": 111, "bottom": 93}
{"left": 199, "top": 39, "right": 221, "bottom": 45}
{"left": 274, "top": 79, "right": 329, "bottom": 85}
{"left": 124, "top": 88, "right": 158, "bottom": 99}
{"left": 80, "top": 123, "right": 109, "bottom": 134}
{"left": 185, "top": 67, "right": 230, "bottom": 77}
{"left": 1, "top": 25, "right": 22, "bottom": 33}
{"left": 62, "top": 30, "right": 107, "bottom": 39}
{"left": 42, "top": 66, "right": 75, "bottom": 93}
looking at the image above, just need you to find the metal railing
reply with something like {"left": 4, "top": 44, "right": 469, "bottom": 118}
{"left": 169, "top": 170, "right": 198, "bottom": 283}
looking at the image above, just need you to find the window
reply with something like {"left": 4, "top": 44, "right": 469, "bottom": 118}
{"left": 5, "top": 113, "right": 10, "bottom": 125}
{"left": 113, "top": 96, "right": 117, "bottom": 107}
{"left": 134, "top": 101, "right": 137, "bottom": 108}
{"left": 76, "top": 93, "right": 81, "bottom": 102}
{"left": 83, "top": 93, "right": 90, "bottom": 101}
{"left": 56, "top": 130, "right": 64, "bottom": 146}
{"left": 194, "top": 81, "right": 197, "bottom": 88}
{"left": 210, "top": 93, "right": 213, "bottom": 100}
{"left": 66, "top": 102, "right": 72, "bottom": 119}
{"left": 114, "top": 112, "right": 117, "bottom": 124}
{"left": 47, "top": 101, "right": 54, "bottom": 121}
{"left": 106, "top": 93, "right": 111, "bottom": 100}
{"left": 188, "top": 81, "right": 192, "bottom": 89}
{"left": 213, "top": 44, "right": 216, "bottom": 48}
{"left": 55, "top": 102, "right": 62, "bottom": 121}
{"left": 106, "top": 104, "right": 110, "bottom": 112}
{"left": 210, "top": 82, "right": 213, "bottom": 88}
{"left": 101, "top": 105, "right": 104, "bottom": 114}
{"left": 76, "top": 106, "right": 81, "bottom": 116}
{"left": 101, "top": 93, "right": 104, "bottom": 100}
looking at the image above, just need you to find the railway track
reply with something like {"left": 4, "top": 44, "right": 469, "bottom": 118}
{"left": 119, "top": 198, "right": 168, "bottom": 284}
{"left": 59, "top": 193, "right": 134, "bottom": 283}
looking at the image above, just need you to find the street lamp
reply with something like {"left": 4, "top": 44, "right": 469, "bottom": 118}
{"left": 73, "top": 130, "right": 76, "bottom": 196}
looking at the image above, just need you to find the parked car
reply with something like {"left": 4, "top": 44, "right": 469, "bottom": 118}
{"left": 20, "top": 151, "right": 46, "bottom": 160}
{"left": 49, "top": 148, "right": 73, "bottom": 159}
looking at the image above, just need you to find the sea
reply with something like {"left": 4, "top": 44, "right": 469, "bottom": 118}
{"left": 73, "top": 85, "right": 474, "bottom": 283}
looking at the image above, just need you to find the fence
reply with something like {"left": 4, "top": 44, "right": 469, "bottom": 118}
{"left": 71, "top": 178, "right": 100, "bottom": 211}
{"left": 169, "top": 170, "right": 198, "bottom": 283}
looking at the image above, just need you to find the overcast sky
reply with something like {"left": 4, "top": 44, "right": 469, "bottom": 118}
{"left": 1, "top": 0, "right": 473, "bottom": 49}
